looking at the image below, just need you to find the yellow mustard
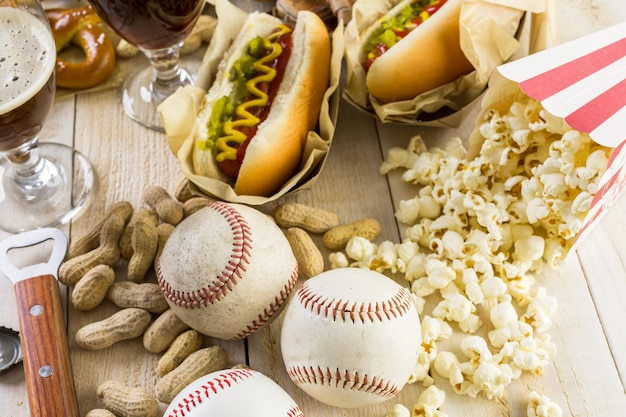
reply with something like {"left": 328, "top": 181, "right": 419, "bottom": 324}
{"left": 215, "top": 25, "right": 292, "bottom": 162}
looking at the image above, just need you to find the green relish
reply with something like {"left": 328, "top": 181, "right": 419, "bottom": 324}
{"left": 363, "top": 0, "right": 447, "bottom": 71}
{"left": 202, "top": 36, "right": 266, "bottom": 152}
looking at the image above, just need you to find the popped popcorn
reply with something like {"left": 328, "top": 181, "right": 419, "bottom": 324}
{"left": 347, "top": 94, "right": 609, "bottom": 415}
{"left": 460, "top": 335, "right": 492, "bottom": 365}
{"left": 432, "top": 351, "right": 460, "bottom": 380}
{"left": 396, "top": 197, "right": 422, "bottom": 224}
{"left": 432, "top": 293, "right": 481, "bottom": 333}
{"left": 328, "top": 251, "right": 349, "bottom": 269}
{"left": 417, "top": 194, "right": 442, "bottom": 219}
{"left": 345, "top": 235, "right": 377, "bottom": 262}
{"left": 471, "top": 361, "right": 511, "bottom": 399}
{"left": 521, "top": 288, "right": 558, "bottom": 333}
{"left": 407, "top": 316, "right": 453, "bottom": 387}
{"left": 410, "top": 386, "right": 448, "bottom": 417}
{"left": 480, "top": 276, "right": 508, "bottom": 309}
{"left": 396, "top": 240, "right": 421, "bottom": 273}
{"left": 527, "top": 391, "right": 563, "bottom": 417}
{"left": 489, "top": 301, "right": 518, "bottom": 329}
{"left": 384, "top": 404, "right": 411, "bottom": 417}
{"left": 425, "top": 258, "right": 456, "bottom": 290}
{"left": 513, "top": 235, "right": 545, "bottom": 263}
{"left": 512, "top": 337, "right": 548, "bottom": 372}
{"left": 380, "top": 387, "right": 451, "bottom": 417}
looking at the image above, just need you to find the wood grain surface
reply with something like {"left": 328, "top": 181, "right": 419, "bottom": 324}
{"left": 1, "top": 0, "right": 626, "bottom": 416}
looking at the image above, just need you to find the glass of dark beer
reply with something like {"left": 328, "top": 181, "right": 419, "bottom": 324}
{"left": 0, "top": 0, "right": 94, "bottom": 232}
{"left": 87, "top": 0, "right": 206, "bottom": 131}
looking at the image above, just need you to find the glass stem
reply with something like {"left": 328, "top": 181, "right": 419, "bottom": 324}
{"left": 142, "top": 44, "right": 193, "bottom": 104}
{"left": 6, "top": 142, "right": 54, "bottom": 193}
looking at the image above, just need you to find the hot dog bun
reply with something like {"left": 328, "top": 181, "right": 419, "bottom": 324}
{"left": 192, "top": 11, "right": 331, "bottom": 197}
{"left": 364, "top": 0, "right": 474, "bottom": 103}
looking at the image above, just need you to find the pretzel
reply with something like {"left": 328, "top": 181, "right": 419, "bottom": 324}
{"left": 46, "top": 6, "right": 116, "bottom": 89}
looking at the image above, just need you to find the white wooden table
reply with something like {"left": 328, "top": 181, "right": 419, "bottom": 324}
{"left": 1, "top": 0, "right": 626, "bottom": 416}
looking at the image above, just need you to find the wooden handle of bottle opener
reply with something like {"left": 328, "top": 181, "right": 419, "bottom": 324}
{"left": 14, "top": 274, "right": 80, "bottom": 417}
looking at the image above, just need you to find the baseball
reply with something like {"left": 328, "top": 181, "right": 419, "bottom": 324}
{"left": 163, "top": 368, "right": 304, "bottom": 417}
{"left": 157, "top": 201, "right": 298, "bottom": 341}
{"left": 280, "top": 268, "right": 421, "bottom": 408}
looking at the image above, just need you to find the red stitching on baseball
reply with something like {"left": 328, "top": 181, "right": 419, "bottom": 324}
{"left": 287, "top": 406, "right": 305, "bottom": 417}
{"left": 157, "top": 202, "right": 251, "bottom": 308}
{"left": 286, "top": 365, "right": 400, "bottom": 399}
{"left": 231, "top": 262, "right": 299, "bottom": 341}
{"left": 165, "top": 369, "right": 247, "bottom": 417}
{"left": 165, "top": 368, "right": 304, "bottom": 417}
{"left": 296, "top": 281, "right": 413, "bottom": 323}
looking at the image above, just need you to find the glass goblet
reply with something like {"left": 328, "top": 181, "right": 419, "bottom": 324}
{"left": 87, "top": 0, "right": 206, "bottom": 131}
{"left": 0, "top": 0, "right": 94, "bottom": 233}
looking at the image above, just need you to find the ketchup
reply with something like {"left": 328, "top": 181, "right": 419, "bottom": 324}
{"left": 363, "top": 0, "right": 447, "bottom": 72}
{"left": 218, "top": 30, "right": 293, "bottom": 179}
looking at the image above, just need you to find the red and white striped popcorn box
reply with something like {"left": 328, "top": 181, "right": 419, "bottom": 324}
{"left": 494, "top": 21, "right": 626, "bottom": 250}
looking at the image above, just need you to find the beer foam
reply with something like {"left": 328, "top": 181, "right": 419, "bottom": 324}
{"left": 0, "top": 8, "right": 56, "bottom": 115}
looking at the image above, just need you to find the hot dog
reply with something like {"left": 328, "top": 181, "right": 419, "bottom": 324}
{"left": 362, "top": 0, "right": 474, "bottom": 103}
{"left": 192, "top": 11, "right": 331, "bottom": 197}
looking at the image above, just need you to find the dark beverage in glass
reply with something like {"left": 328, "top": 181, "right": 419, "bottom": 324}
{"left": 88, "top": 0, "right": 205, "bottom": 50}
{"left": 85, "top": 0, "right": 205, "bottom": 130}
{"left": 0, "top": 7, "right": 56, "bottom": 152}
{"left": 0, "top": 2, "right": 94, "bottom": 233}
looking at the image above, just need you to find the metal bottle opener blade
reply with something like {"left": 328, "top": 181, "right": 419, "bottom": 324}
{"left": 0, "top": 228, "right": 79, "bottom": 417}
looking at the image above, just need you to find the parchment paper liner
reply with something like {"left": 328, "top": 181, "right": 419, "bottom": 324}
{"left": 343, "top": 0, "right": 544, "bottom": 127}
{"left": 159, "top": 0, "right": 344, "bottom": 205}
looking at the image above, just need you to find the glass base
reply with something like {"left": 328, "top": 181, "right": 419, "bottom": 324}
{"left": 122, "top": 56, "right": 201, "bottom": 132}
{"left": 0, "top": 143, "right": 95, "bottom": 233}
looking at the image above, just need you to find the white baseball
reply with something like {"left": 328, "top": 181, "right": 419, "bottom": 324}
{"left": 157, "top": 201, "right": 298, "bottom": 341}
{"left": 280, "top": 268, "right": 422, "bottom": 408}
{"left": 163, "top": 368, "right": 304, "bottom": 417}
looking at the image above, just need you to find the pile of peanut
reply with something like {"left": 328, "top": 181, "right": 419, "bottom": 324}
{"left": 273, "top": 202, "right": 381, "bottom": 279}
{"left": 62, "top": 180, "right": 229, "bottom": 417}
{"left": 63, "top": 178, "right": 380, "bottom": 417}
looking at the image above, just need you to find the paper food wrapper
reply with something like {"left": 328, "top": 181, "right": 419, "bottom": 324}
{"left": 343, "top": 0, "right": 542, "bottom": 126}
{"left": 468, "top": 21, "right": 626, "bottom": 253}
{"left": 159, "top": 0, "right": 344, "bottom": 205}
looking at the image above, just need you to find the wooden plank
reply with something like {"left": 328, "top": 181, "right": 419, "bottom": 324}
{"left": 576, "top": 192, "right": 626, "bottom": 388}
{"left": 4, "top": 1, "right": 626, "bottom": 416}
{"left": 544, "top": 254, "right": 626, "bottom": 415}
{"left": 543, "top": 0, "right": 626, "bottom": 47}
